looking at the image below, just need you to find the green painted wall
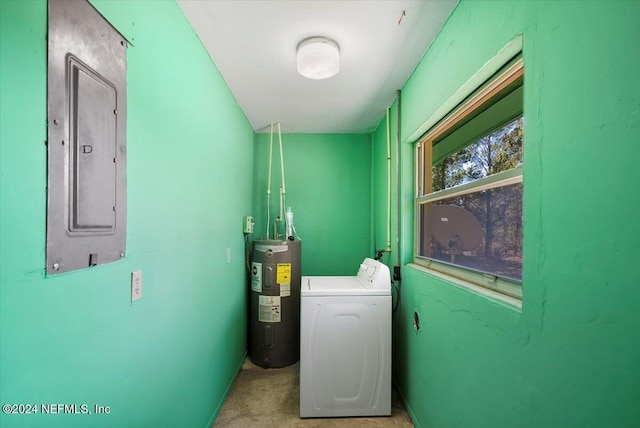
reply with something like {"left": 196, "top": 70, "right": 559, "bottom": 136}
{"left": 371, "top": 1, "right": 640, "bottom": 427}
{"left": 0, "top": 1, "right": 254, "bottom": 427}
{"left": 252, "top": 133, "right": 371, "bottom": 276}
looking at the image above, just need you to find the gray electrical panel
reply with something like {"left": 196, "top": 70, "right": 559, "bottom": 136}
{"left": 46, "top": 0, "right": 127, "bottom": 275}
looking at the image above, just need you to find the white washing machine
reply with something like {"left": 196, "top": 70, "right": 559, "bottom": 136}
{"left": 300, "top": 258, "right": 391, "bottom": 418}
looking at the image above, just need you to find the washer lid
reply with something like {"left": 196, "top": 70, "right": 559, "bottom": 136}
{"left": 301, "top": 276, "right": 391, "bottom": 296}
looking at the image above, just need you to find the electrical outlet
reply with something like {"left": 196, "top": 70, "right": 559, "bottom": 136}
{"left": 242, "top": 216, "right": 254, "bottom": 234}
{"left": 131, "top": 270, "right": 142, "bottom": 302}
{"left": 227, "top": 248, "right": 232, "bottom": 264}
{"left": 393, "top": 266, "right": 401, "bottom": 281}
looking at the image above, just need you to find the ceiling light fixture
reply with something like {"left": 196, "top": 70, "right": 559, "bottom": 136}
{"left": 296, "top": 36, "right": 340, "bottom": 80}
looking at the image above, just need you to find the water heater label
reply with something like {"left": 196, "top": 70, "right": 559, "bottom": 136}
{"left": 258, "top": 295, "right": 281, "bottom": 322}
{"left": 251, "top": 262, "right": 262, "bottom": 292}
{"left": 277, "top": 263, "right": 291, "bottom": 284}
{"left": 280, "top": 283, "right": 290, "bottom": 297}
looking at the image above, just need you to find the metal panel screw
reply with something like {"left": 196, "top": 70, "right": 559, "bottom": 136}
{"left": 53, "top": 119, "right": 59, "bottom": 125}
{"left": 52, "top": 263, "right": 60, "bottom": 270}
{"left": 120, "top": 253, "right": 124, "bottom": 257}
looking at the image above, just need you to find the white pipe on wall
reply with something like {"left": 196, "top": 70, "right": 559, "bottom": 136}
{"left": 386, "top": 108, "right": 392, "bottom": 252}
{"left": 395, "top": 90, "right": 401, "bottom": 266}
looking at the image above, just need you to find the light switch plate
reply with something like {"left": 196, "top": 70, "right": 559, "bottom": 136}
{"left": 131, "top": 270, "right": 142, "bottom": 302}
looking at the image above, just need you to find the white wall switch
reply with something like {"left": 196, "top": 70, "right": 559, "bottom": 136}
{"left": 227, "top": 248, "right": 232, "bottom": 264}
{"left": 131, "top": 270, "right": 142, "bottom": 302}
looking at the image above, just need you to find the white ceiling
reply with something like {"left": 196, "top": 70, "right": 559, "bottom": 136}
{"left": 178, "top": 0, "right": 458, "bottom": 133}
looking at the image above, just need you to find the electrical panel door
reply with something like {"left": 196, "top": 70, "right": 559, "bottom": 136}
{"left": 47, "top": 0, "right": 127, "bottom": 274}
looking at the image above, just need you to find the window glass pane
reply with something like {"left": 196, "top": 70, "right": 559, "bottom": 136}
{"left": 432, "top": 117, "right": 523, "bottom": 192}
{"left": 419, "top": 182, "right": 523, "bottom": 281}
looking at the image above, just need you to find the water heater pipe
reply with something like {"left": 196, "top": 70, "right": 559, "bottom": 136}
{"left": 278, "top": 122, "right": 286, "bottom": 196}
{"left": 266, "top": 123, "right": 274, "bottom": 238}
{"left": 278, "top": 122, "right": 287, "bottom": 224}
{"left": 265, "top": 122, "right": 288, "bottom": 239}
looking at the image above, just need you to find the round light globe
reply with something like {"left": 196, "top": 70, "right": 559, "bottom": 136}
{"left": 296, "top": 37, "right": 340, "bottom": 80}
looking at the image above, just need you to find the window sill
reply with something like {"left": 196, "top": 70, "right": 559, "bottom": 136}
{"left": 407, "top": 263, "right": 522, "bottom": 311}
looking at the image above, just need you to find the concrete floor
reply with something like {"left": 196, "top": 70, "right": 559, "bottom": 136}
{"left": 212, "top": 358, "right": 414, "bottom": 428}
